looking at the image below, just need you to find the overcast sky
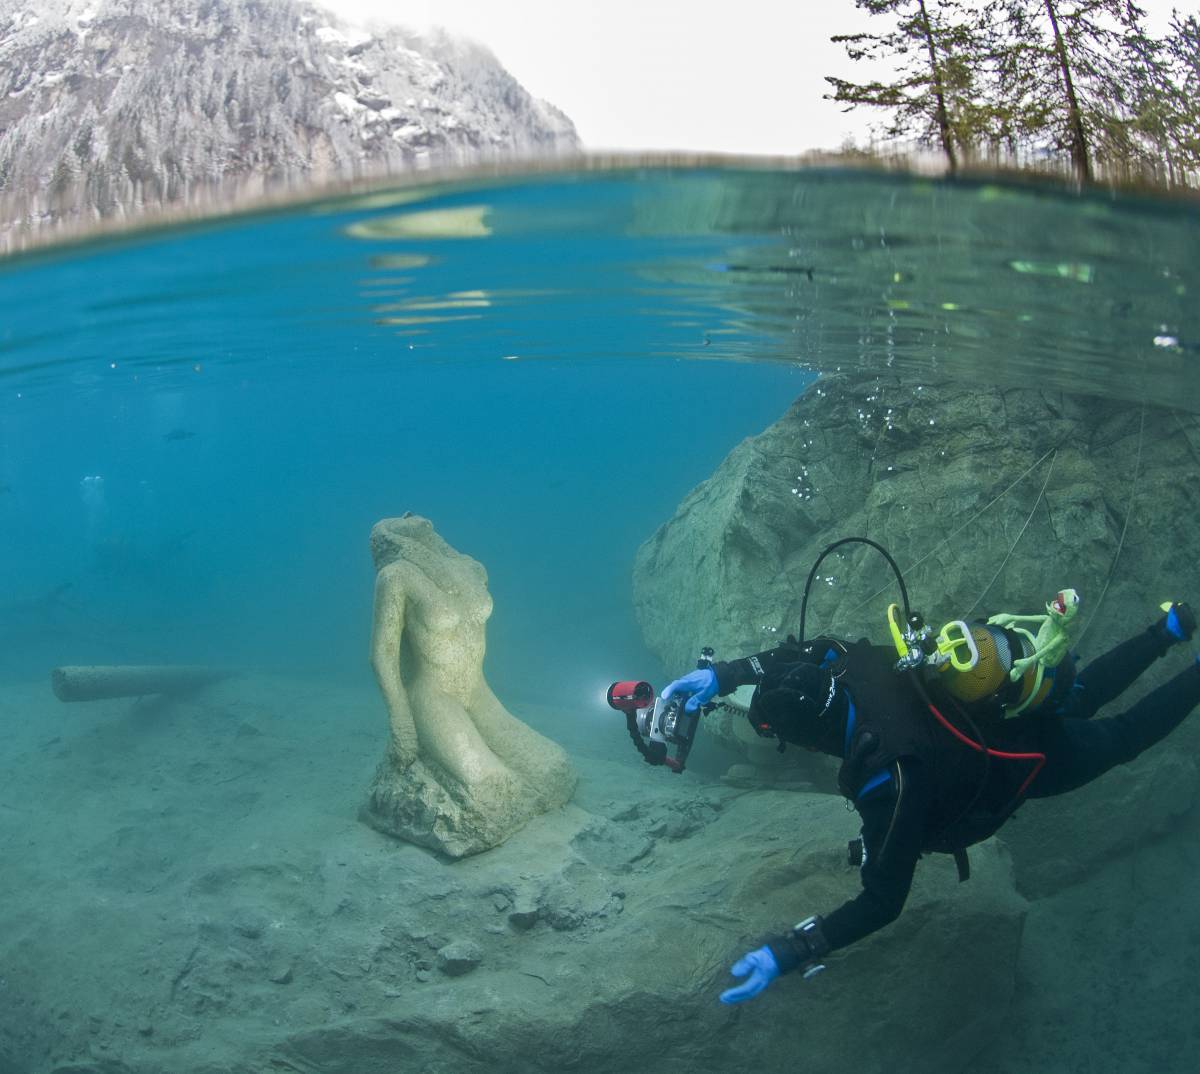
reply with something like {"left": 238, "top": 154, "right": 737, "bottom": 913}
{"left": 325, "top": 0, "right": 1190, "bottom": 155}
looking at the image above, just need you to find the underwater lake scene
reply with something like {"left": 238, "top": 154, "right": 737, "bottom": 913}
{"left": 1, "top": 165, "right": 1198, "bottom": 1073}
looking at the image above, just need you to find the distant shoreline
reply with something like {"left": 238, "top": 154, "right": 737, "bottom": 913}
{"left": 5, "top": 148, "right": 1197, "bottom": 265}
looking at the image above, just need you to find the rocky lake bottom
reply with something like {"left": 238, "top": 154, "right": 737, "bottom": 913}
{"left": 1, "top": 654, "right": 1198, "bottom": 1074}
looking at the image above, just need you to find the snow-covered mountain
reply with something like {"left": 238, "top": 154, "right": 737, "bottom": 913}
{"left": 0, "top": 0, "right": 579, "bottom": 245}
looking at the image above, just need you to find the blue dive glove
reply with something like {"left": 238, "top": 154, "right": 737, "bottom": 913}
{"left": 719, "top": 945, "right": 780, "bottom": 1004}
{"left": 1165, "top": 602, "right": 1196, "bottom": 642}
{"left": 661, "top": 667, "right": 718, "bottom": 712}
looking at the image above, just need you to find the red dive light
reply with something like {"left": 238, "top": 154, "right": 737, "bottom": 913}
{"left": 607, "top": 680, "right": 654, "bottom": 713}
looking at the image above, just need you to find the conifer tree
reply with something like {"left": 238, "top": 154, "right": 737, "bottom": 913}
{"left": 1102, "top": 16, "right": 1179, "bottom": 182}
{"left": 994, "top": 0, "right": 1151, "bottom": 182}
{"left": 1164, "top": 13, "right": 1200, "bottom": 177}
{"left": 824, "top": 0, "right": 992, "bottom": 173}
{"left": 827, "top": 0, "right": 1197, "bottom": 184}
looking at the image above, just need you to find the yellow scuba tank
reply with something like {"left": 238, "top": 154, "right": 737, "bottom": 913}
{"left": 937, "top": 622, "right": 1061, "bottom": 716}
{"left": 887, "top": 607, "right": 1063, "bottom": 717}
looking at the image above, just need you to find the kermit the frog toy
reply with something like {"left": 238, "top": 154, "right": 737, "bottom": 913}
{"left": 989, "top": 588, "right": 1081, "bottom": 681}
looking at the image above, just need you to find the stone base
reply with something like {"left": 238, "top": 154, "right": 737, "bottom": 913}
{"left": 361, "top": 752, "right": 576, "bottom": 859}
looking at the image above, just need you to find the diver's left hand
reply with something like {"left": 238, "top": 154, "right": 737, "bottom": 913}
{"left": 719, "top": 945, "right": 780, "bottom": 1004}
{"left": 661, "top": 667, "right": 718, "bottom": 712}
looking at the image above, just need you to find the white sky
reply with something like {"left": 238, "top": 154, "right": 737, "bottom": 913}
{"left": 325, "top": 0, "right": 1191, "bottom": 155}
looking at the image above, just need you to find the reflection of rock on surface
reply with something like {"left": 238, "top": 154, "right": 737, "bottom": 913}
{"left": 362, "top": 514, "right": 576, "bottom": 857}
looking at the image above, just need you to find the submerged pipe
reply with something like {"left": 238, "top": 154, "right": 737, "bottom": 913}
{"left": 50, "top": 665, "right": 228, "bottom": 703}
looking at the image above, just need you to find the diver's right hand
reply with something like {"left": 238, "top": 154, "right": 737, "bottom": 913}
{"left": 661, "top": 667, "right": 718, "bottom": 712}
{"left": 719, "top": 945, "right": 781, "bottom": 1004}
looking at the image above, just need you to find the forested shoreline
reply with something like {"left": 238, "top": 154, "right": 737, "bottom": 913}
{"left": 826, "top": 0, "right": 1199, "bottom": 186}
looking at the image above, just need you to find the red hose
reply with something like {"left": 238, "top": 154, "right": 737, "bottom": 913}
{"left": 926, "top": 700, "right": 1046, "bottom": 798}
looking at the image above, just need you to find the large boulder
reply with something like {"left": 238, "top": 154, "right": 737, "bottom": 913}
{"left": 633, "top": 373, "right": 1200, "bottom": 894}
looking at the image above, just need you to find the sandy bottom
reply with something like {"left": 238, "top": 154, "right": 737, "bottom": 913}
{"left": 0, "top": 668, "right": 1196, "bottom": 1073}
{"left": 0, "top": 668, "right": 696, "bottom": 1072}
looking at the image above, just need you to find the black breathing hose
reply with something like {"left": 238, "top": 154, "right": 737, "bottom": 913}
{"left": 794, "top": 536, "right": 1047, "bottom": 853}
{"left": 624, "top": 712, "right": 656, "bottom": 765}
{"left": 796, "top": 535, "right": 1022, "bottom": 847}
{"left": 798, "top": 536, "right": 911, "bottom": 644}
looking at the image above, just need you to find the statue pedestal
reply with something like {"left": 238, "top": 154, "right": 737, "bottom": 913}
{"left": 363, "top": 751, "right": 573, "bottom": 859}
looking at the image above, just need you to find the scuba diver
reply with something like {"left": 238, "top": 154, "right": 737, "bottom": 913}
{"left": 660, "top": 585, "right": 1200, "bottom": 1005}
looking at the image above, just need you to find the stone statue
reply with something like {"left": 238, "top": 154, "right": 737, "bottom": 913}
{"left": 362, "top": 514, "right": 576, "bottom": 857}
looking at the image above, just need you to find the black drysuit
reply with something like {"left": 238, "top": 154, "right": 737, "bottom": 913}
{"left": 713, "top": 623, "right": 1200, "bottom": 953}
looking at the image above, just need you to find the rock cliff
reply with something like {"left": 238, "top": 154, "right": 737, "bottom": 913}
{"left": 0, "top": 0, "right": 578, "bottom": 247}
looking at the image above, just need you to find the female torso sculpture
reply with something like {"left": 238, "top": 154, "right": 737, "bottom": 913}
{"left": 366, "top": 514, "right": 575, "bottom": 856}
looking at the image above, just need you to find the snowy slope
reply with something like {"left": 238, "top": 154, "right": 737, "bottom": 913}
{"left": 0, "top": 0, "right": 578, "bottom": 241}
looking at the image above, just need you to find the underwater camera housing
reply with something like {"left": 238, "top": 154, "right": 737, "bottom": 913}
{"left": 607, "top": 648, "right": 714, "bottom": 774}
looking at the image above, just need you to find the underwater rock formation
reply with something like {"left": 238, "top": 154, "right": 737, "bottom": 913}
{"left": 633, "top": 373, "right": 1200, "bottom": 893}
{"left": 363, "top": 514, "right": 576, "bottom": 857}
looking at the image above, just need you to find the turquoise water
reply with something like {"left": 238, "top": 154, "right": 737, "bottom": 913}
{"left": 2, "top": 169, "right": 1194, "bottom": 697}
{"left": 0, "top": 172, "right": 817, "bottom": 701}
{"left": 1, "top": 166, "right": 1198, "bottom": 1073}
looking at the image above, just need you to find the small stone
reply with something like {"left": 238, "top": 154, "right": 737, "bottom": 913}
{"left": 436, "top": 940, "right": 483, "bottom": 977}
{"left": 507, "top": 904, "right": 540, "bottom": 930}
{"left": 137, "top": 1024, "right": 154, "bottom": 1037}
{"left": 232, "top": 913, "right": 267, "bottom": 940}
{"left": 268, "top": 963, "right": 294, "bottom": 985}
{"left": 665, "top": 816, "right": 701, "bottom": 840}
{"left": 722, "top": 764, "right": 763, "bottom": 787}
{"left": 543, "top": 906, "right": 584, "bottom": 932}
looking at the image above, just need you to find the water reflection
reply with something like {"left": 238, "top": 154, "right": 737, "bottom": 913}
{"left": 3, "top": 166, "right": 1195, "bottom": 409}
{"left": 327, "top": 167, "right": 1198, "bottom": 409}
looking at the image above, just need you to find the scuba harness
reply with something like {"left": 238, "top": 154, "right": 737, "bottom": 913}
{"left": 787, "top": 536, "right": 1054, "bottom": 878}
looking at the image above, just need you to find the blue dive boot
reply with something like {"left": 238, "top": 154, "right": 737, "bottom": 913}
{"left": 1157, "top": 601, "right": 1196, "bottom": 644}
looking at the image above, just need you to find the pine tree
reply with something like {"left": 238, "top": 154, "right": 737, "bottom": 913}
{"left": 824, "top": 0, "right": 994, "bottom": 172}
{"left": 1100, "top": 17, "right": 1180, "bottom": 183}
{"left": 1163, "top": 13, "right": 1200, "bottom": 178}
{"left": 994, "top": 0, "right": 1152, "bottom": 182}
